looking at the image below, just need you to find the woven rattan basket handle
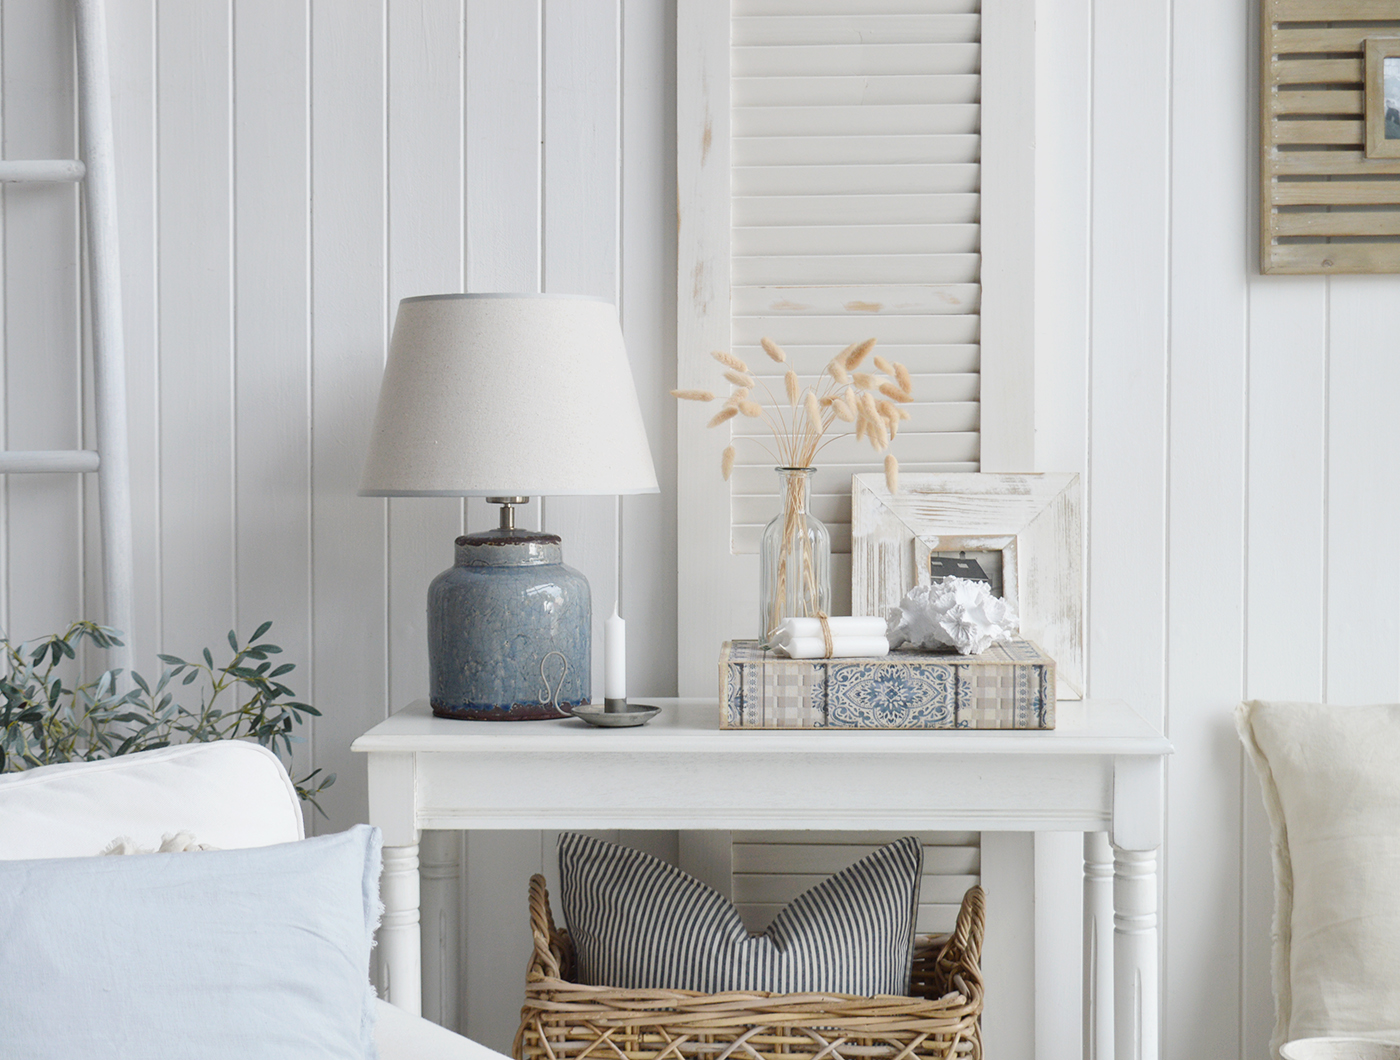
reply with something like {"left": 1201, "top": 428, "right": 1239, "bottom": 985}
{"left": 527, "top": 873, "right": 564, "bottom": 980}
{"left": 936, "top": 885, "right": 986, "bottom": 995}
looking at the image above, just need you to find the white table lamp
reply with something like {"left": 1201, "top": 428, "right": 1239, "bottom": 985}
{"left": 360, "top": 293, "right": 657, "bottom": 721}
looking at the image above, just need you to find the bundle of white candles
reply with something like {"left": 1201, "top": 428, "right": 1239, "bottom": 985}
{"left": 768, "top": 616, "right": 889, "bottom": 660}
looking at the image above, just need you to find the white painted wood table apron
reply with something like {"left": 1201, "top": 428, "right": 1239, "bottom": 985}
{"left": 352, "top": 698, "right": 1171, "bottom": 1060}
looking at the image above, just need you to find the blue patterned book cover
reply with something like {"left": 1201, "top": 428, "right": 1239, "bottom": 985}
{"left": 719, "top": 640, "right": 1055, "bottom": 729}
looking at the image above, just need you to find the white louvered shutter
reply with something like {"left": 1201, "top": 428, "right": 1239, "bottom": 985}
{"left": 731, "top": 831, "right": 980, "bottom": 936}
{"left": 676, "top": 0, "right": 1032, "bottom": 693}
{"left": 727, "top": 1, "right": 982, "bottom": 556}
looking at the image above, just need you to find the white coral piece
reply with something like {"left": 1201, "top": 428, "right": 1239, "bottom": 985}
{"left": 886, "top": 576, "right": 1020, "bottom": 655}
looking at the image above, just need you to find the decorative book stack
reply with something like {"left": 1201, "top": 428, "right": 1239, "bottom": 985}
{"left": 719, "top": 640, "right": 1056, "bottom": 730}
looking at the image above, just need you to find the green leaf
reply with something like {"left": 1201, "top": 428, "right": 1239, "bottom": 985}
{"left": 270, "top": 663, "right": 294, "bottom": 678}
{"left": 157, "top": 654, "right": 186, "bottom": 666}
{"left": 252, "top": 620, "right": 272, "bottom": 642}
{"left": 227, "top": 630, "right": 239, "bottom": 653}
{"left": 203, "top": 648, "right": 214, "bottom": 668}
{"left": 181, "top": 669, "right": 199, "bottom": 685}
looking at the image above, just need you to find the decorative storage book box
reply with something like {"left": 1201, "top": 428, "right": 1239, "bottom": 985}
{"left": 719, "top": 639, "right": 1056, "bottom": 730}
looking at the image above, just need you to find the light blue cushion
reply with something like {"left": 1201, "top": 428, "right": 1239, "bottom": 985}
{"left": 0, "top": 824, "right": 382, "bottom": 1059}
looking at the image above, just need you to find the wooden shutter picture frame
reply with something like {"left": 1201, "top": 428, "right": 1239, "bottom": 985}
{"left": 1365, "top": 37, "right": 1400, "bottom": 159}
{"left": 1261, "top": 0, "right": 1400, "bottom": 273}
{"left": 850, "top": 472, "right": 1083, "bottom": 699}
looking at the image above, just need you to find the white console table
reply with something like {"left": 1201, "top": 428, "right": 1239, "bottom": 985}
{"left": 353, "top": 697, "right": 1170, "bottom": 1060}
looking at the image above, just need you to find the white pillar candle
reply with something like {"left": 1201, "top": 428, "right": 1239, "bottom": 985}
{"left": 604, "top": 604, "right": 626, "bottom": 701}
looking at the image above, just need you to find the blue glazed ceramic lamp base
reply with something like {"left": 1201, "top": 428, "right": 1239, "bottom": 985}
{"left": 428, "top": 508, "right": 591, "bottom": 721}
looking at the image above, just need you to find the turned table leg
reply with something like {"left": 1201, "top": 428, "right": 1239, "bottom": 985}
{"left": 419, "top": 830, "right": 462, "bottom": 1029}
{"left": 1112, "top": 844, "right": 1159, "bottom": 1060}
{"left": 380, "top": 841, "right": 423, "bottom": 1016}
{"left": 1084, "top": 831, "right": 1114, "bottom": 1060}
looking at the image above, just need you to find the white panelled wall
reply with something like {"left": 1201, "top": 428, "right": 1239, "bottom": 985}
{"left": 3, "top": 0, "right": 677, "bottom": 1049}
{"left": 3, "top": 1, "right": 1400, "bottom": 1058}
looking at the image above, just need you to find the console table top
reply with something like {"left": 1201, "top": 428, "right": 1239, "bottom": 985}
{"left": 352, "top": 697, "right": 1171, "bottom": 758}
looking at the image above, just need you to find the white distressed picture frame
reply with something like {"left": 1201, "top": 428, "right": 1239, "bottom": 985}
{"left": 851, "top": 472, "right": 1083, "bottom": 698}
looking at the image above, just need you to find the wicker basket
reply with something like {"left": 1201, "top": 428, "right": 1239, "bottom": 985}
{"left": 514, "top": 874, "right": 986, "bottom": 1060}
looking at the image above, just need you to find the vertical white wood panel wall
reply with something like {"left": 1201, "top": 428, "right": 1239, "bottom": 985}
{"left": 4, "top": 1, "right": 1400, "bottom": 1058}
{"left": 2, "top": 1, "right": 677, "bottom": 1050}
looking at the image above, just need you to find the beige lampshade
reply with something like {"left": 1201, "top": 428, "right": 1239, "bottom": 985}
{"left": 359, "top": 293, "right": 658, "bottom": 497}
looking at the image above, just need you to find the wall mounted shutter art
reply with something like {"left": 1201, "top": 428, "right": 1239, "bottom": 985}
{"left": 677, "top": 0, "right": 1033, "bottom": 692}
{"left": 726, "top": 1, "right": 983, "bottom": 555}
{"left": 1261, "top": 0, "right": 1400, "bottom": 273}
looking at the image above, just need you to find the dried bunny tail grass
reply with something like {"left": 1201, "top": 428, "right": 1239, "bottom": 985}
{"left": 873, "top": 355, "right": 894, "bottom": 374}
{"left": 860, "top": 393, "right": 890, "bottom": 448}
{"left": 804, "top": 392, "right": 822, "bottom": 435}
{"left": 724, "top": 369, "right": 755, "bottom": 388}
{"left": 707, "top": 406, "right": 738, "bottom": 428}
{"left": 738, "top": 400, "right": 764, "bottom": 418}
{"left": 724, "top": 386, "right": 749, "bottom": 407}
{"left": 670, "top": 388, "right": 715, "bottom": 402}
{"left": 819, "top": 396, "right": 835, "bottom": 407}
{"left": 879, "top": 399, "right": 901, "bottom": 437}
{"left": 884, "top": 453, "right": 899, "bottom": 494}
{"left": 895, "top": 404, "right": 911, "bottom": 421}
{"left": 854, "top": 415, "right": 867, "bottom": 441}
{"left": 895, "top": 362, "right": 913, "bottom": 394}
{"left": 831, "top": 396, "right": 856, "bottom": 423}
{"left": 844, "top": 337, "right": 878, "bottom": 370}
{"left": 879, "top": 382, "right": 913, "bottom": 404}
{"left": 853, "top": 372, "right": 881, "bottom": 391}
{"left": 868, "top": 413, "right": 891, "bottom": 449}
{"left": 711, "top": 349, "right": 749, "bottom": 372}
{"left": 785, "top": 370, "right": 801, "bottom": 406}
{"left": 760, "top": 337, "right": 787, "bottom": 363}
{"left": 828, "top": 360, "right": 850, "bottom": 385}
{"left": 721, "top": 445, "right": 736, "bottom": 480}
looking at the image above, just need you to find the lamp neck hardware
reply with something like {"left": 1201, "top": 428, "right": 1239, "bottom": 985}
{"left": 485, "top": 496, "right": 531, "bottom": 531}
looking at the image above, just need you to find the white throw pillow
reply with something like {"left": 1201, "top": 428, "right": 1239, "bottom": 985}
{"left": 1237, "top": 700, "right": 1400, "bottom": 1056}
{"left": 0, "top": 824, "right": 382, "bottom": 1059}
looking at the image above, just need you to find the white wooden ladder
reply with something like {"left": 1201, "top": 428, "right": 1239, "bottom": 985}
{"left": 0, "top": 0, "right": 133, "bottom": 675}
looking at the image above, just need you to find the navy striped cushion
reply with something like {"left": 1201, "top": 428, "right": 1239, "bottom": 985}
{"left": 558, "top": 833, "right": 922, "bottom": 995}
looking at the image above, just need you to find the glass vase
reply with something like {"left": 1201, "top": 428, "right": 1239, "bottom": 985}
{"left": 759, "top": 466, "right": 831, "bottom": 647}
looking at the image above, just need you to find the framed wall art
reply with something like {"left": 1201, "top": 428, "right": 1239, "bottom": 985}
{"left": 1365, "top": 36, "right": 1400, "bottom": 159}
{"left": 851, "top": 472, "right": 1083, "bottom": 699}
{"left": 1261, "top": 2, "right": 1400, "bottom": 274}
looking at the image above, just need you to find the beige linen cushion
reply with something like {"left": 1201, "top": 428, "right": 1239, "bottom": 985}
{"left": 1237, "top": 700, "right": 1400, "bottom": 1056}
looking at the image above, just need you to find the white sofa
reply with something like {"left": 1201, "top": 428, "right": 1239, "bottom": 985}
{"left": 0, "top": 739, "right": 506, "bottom": 1060}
